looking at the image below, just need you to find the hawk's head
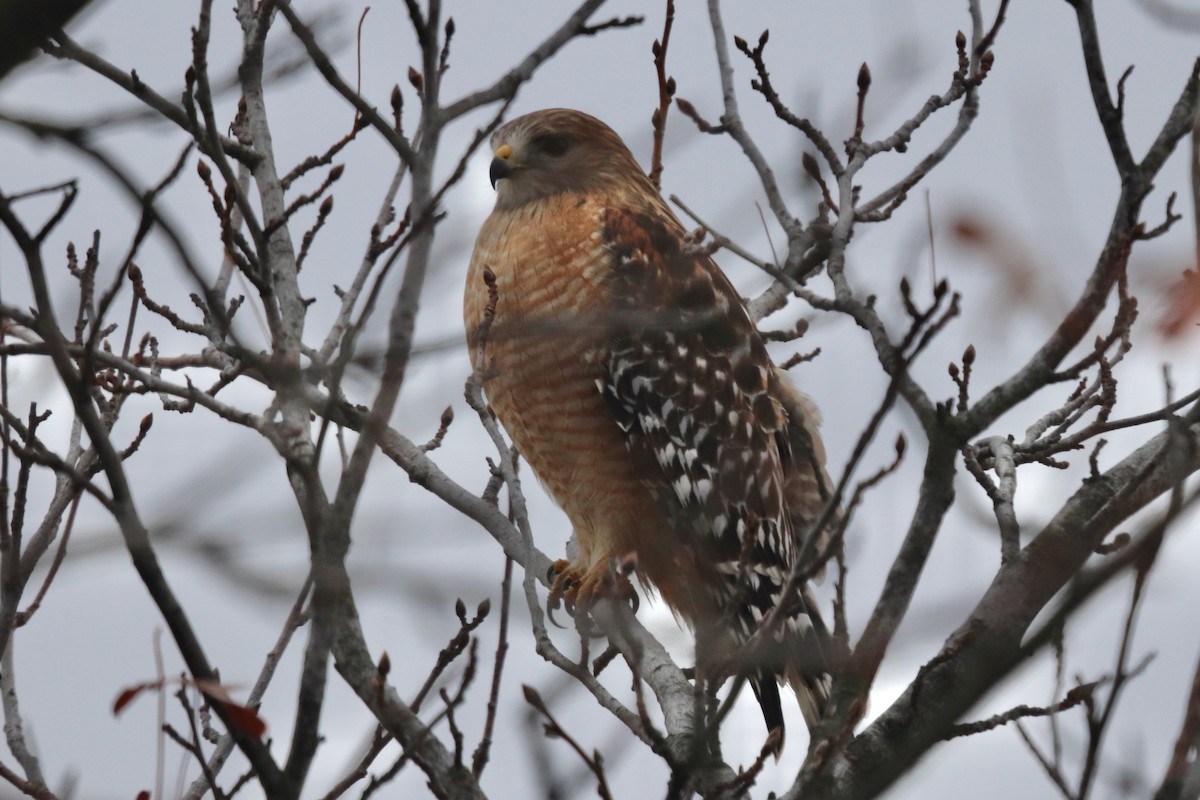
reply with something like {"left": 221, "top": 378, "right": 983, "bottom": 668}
{"left": 487, "top": 108, "right": 649, "bottom": 209}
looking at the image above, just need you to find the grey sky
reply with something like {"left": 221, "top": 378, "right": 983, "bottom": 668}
{"left": 0, "top": 1, "right": 1197, "bottom": 798}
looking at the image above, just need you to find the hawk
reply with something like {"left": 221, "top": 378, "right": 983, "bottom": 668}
{"left": 464, "top": 108, "right": 837, "bottom": 742}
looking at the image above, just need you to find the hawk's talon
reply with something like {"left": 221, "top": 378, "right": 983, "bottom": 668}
{"left": 545, "top": 560, "right": 565, "bottom": 587}
{"left": 546, "top": 559, "right": 576, "bottom": 613}
{"left": 546, "top": 603, "right": 570, "bottom": 629}
{"left": 545, "top": 556, "right": 639, "bottom": 624}
{"left": 549, "top": 582, "right": 571, "bottom": 633}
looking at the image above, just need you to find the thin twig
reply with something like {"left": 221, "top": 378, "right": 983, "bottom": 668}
{"left": 648, "top": 0, "right": 676, "bottom": 190}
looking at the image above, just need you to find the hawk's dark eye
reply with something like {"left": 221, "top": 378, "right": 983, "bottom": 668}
{"left": 534, "top": 135, "right": 570, "bottom": 157}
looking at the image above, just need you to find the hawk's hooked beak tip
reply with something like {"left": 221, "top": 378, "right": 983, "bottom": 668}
{"left": 489, "top": 144, "right": 514, "bottom": 189}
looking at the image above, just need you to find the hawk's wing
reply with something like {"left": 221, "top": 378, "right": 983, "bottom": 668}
{"left": 595, "top": 205, "right": 834, "bottom": 732}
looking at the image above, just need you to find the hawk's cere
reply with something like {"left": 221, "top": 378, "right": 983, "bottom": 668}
{"left": 465, "top": 108, "right": 838, "bottom": 741}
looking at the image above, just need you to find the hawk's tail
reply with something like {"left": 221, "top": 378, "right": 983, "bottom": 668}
{"left": 785, "top": 661, "right": 834, "bottom": 731}
{"left": 747, "top": 584, "right": 837, "bottom": 748}
{"left": 786, "top": 584, "right": 837, "bottom": 730}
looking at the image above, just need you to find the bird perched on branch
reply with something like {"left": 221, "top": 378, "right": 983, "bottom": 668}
{"left": 464, "top": 108, "right": 838, "bottom": 744}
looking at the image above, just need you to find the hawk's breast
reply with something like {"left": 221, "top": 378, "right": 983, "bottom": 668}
{"left": 464, "top": 194, "right": 673, "bottom": 569}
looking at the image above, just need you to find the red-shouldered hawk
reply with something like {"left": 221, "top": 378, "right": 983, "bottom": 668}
{"left": 464, "top": 108, "right": 837, "bottom": 744}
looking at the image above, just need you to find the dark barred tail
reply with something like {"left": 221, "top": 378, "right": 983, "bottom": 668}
{"left": 750, "top": 673, "right": 785, "bottom": 737}
{"left": 748, "top": 664, "right": 830, "bottom": 757}
{"left": 786, "top": 664, "right": 833, "bottom": 730}
{"left": 747, "top": 660, "right": 833, "bottom": 744}
{"left": 746, "top": 584, "right": 837, "bottom": 748}
{"left": 786, "top": 584, "right": 837, "bottom": 730}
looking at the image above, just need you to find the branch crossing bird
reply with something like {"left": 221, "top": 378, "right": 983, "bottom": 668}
{"left": 464, "top": 108, "right": 840, "bottom": 746}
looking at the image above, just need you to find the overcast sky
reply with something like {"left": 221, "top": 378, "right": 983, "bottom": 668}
{"left": 1, "top": 1, "right": 1198, "bottom": 798}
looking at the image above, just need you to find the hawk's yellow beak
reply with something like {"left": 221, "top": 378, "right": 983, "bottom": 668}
{"left": 490, "top": 143, "right": 514, "bottom": 189}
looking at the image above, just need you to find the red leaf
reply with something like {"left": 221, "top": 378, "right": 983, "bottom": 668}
{"left": 222, "top": 701, "right": 267, "bottom": 740}
{"left": 112, "top": 681, "right": 162, "bottom": 716}
{"left": 195, "top": 678, "right": 266, "bottom": 739}
{"left": 1159, "top": 267, "right": 1200, "bottom": 340}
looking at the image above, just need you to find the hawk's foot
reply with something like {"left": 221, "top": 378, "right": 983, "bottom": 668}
{"left": 547, "top": 556, "right": 639, "bottom": 624}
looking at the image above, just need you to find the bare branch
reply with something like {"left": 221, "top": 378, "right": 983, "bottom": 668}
{"left": 1066, "top": 0, "right": 1135, "bottom": 174}
{"left": 441, "top": 1, "right": 641, "bottom": 122}
{"left": 704, "top": 0, "right": 800, "bottom": 237}
{"left": 44, "top": 31, "right": 258, "bottom": 164}
{"left": 942, "top": 679, "right": 1099, "bottom": 741}
{"left": 274, "top": 0, "right": 417, "bottom": 163}
{"left": 647, "top": 0, "right": 676, "bottom": 191}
